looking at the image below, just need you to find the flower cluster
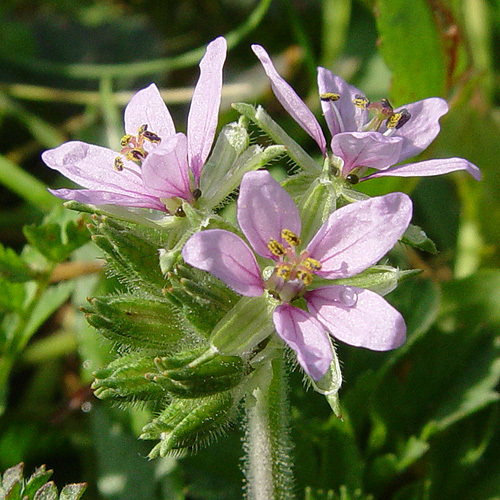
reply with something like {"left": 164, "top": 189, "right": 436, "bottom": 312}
{"left": 42, "top": 37, "right": 480, "bottom": 386}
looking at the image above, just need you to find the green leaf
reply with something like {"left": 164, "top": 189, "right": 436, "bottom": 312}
{"left": 376, "top": 0, "right": 447, "bottom": 103}
{"left": 33, "top": 482, "right": 58, "bottom": 500}
{"left": 0, "top": 279, "right": 26, "bottom": 312}
{"left": 402, "top": 224, "right": 438, "bottom": 254}
{"left": 58, "top": 483, "right": 87, "bottom": 500}
{"left": 0, "top": 244, "right": 33, "bottom": 282}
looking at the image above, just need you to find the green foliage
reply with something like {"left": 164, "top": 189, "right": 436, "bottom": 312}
{"left": 0, "top": 463, "right": 86, "bottom": 500}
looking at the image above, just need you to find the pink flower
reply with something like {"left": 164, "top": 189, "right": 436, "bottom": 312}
{"left": 42, "top": 37, "right": 227, "bottom": 212}
{"left": 182, "top": 170, "right": 412, "bottom": 380}
{"left": 252, "top": 44, "right": 481, "bottom": 183}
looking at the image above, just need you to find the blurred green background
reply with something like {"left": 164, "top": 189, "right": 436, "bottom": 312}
{"left": 0, "top": 0, "right": 500, "bottom": 499}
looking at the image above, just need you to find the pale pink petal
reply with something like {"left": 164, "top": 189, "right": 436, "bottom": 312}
{"left": 124, "top": 83, "right": 176, "bottom": 139}
{"left": 306, "top": 286, "right": 406, "bottom": 350}
{"left": 385, "top": 97, "right": 449, "bottom": 161}
{"left": 317, "top": 67, "right": 366, "bottom": 134}
{"left": 307, "top": 193, "right": 412, "bottom": 279}
{"left": 188, "top": 36, "right": 227, "bottom": 182}
{"left": 42, "top": 141, "right": 145, "bottom": 194}
{"left": 365, "top": 157, "right": 481, "bottom": 181}
{"left": 141, "top": 133, "right": 192, "bottom": 201}
{"left": 252, "top": 44, "right": 327, "bottom": 155}
{"left": 237, "top": 171, "right": 301, "bottom": 259}
{"left": 273, "top": 304, "right": 332, "bottom": 380}
{"left": 48, "top": 188, "right": 165, "bottom": 210}
{"left": 331, "top": 132, "right": 403, "bottom": 175}
{"left": 182, "top": 229, "right": 264, "bottom": 297}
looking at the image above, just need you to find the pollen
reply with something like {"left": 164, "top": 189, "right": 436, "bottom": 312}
{"left": 302, "top": 257, "right": 322, "bottom": 271}
{"left": 276, "top": 264, "right": 291, "bottom": 279}
{"left": 320, "top": 92, "right": 340, "bottom": 102}
{"left": 353, "top": 94, "right": 370, "bottom": 109}
{"left": 268, "top": 238, "right": 287, "bottom": 257}
{"left": 120, "top": 134, "right": 132, "bottom": 147}
{"left": 386, "top": 108, "right": 411, "bottom": 129}
{"left": 114, "top": 157, "right": 124, "bottom": 171}
{"left": 296, "top": 269, "right": 313, "bottom": 285}
{"left": 281, "top": 229, "right": 301, "bottom": 247}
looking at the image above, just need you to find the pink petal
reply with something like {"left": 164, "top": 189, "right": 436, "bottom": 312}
{"left": 330, "top": 132, "right": 403, "bottom": 175}
{"left": 42, "top": 141, "right": 146, "bottom": 194}
{"left": 48, "top": 188, "right": 165, "bottom": 210}
{"left": 365, "top": 157, "right": 481, "bottom": 181}
{"left": 182, "top": 229, "right": 265, "bottom": 297}
{"left": 252, "top": 44, "right": 327, "bottom": 156}
{"left": 124, "top": 83, "right": 176, "bottom": 140}
{"left": 306, "top": 286, "right": 406, "bottom": 350}
{"left": 188, "top": 36, "right": 227, "bottom": 182}
{"left": 307, "top": 193, "right": 412, "bottom": 279}
{"left": 388, "top": 97, "right": 449, "bottom": 161}
{"left": 237, "top": 171, "right": 301, "bottom": 259}
{"left": 141, "top": 133, "right": 192, "bottom": 201}
{"left": 273, "top": 304, "right": 332, "bottom": 381}
{"left": 317, "top": 67, "right": 366, "bottom": 134}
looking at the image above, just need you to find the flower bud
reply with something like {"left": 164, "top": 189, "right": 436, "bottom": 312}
{"left": 92, "top": 356, "right": 164, "bottom": 402}
{"left": 141, "top": 391, "right": 237, "bottom": 457}
{"left": 83, "top": 295, "right": 187, "bottom": 350}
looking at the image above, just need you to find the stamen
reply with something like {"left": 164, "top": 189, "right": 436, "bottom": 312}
{"left": 353, "top": 94, "right": 370, "bottom": 109}
{"left": 120, "top": 134, "right": 132, "bottom": 147}
{"left": 380, "top": 98, "right": 393, "bottom": 114}
{"left": 276, "top": 264, "right": 291, "bottom": 280}
{"left": 142, "top": 130, "right": 162, "bottom": 143}
{"left": 386, "top": 108, "right": 411, "bottom": 129}
{"left": 127, "top": 149, "right": 146, "bottom": 162}
{"left": 302, "top": 257, "right": 322, "bottom": 271}
{"left": 138, "top": 124, "right": 148, "bottom": 134}
{"left": 268, "top": 239, "right": 287, "bottom": 257}
{"left": 281, "top": 229, "right": 301, "bottom": 247}
{"left": 320, "top": 92, "right": 340, "bottom": 102}
{"left": 296, "top": 269, "right": 313, "bottom": 285}
{"left": 114, "top": 157, "right": 124, "bottom": 171}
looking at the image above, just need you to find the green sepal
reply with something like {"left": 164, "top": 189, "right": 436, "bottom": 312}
{"left": 402, "top": 223, "right": 438, "bottom": 254}
{"left": 232, "top": 102, "right": 321, "bottom": 173}
{"left": 311, "top": 337, "right": 342, "bottom": 417}
{"left": 323, "top": 266, "right": 421, "bottom": 296}
{"left": 92, "top": 356, "right": 165, "bottom": 402}
{"left": 141, "top": 390, "right": 237, "bottom": 457}
{"left": 23, "top": 217, "right": 90, "bottom": 263}
{"left": 199, "top": 120, "right": 250, "bottom": 202}
{"left": 83, "top": 295, "right": 188, "bottom": 351}
{"left": 210, "top": 295, "right": 276, "bottom": 355}
{"left": 294, "top": 172, "right": 338, "bottom": 244}
{"left": 164, "top": 264, "right": 239, "bottom": 337}
{"left": 152, "top": 352, "right": 248, "bottom": 397}
{"left": 87, "top": 215, "right": 168, "bottom": 293}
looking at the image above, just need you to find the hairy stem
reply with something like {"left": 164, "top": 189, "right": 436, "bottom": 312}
{"left": 243, "top": 354, "right": 295, "bottom": 500}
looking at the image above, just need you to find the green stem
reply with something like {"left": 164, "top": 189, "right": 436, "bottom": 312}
{"left": 0, "top": 154, "right": 61, "bottom": 212}
{"left": 243, "top": 354, "right": 295, "bottom": 500}
{"left": 2, "top": 0, "right": 272, "bottom": 80}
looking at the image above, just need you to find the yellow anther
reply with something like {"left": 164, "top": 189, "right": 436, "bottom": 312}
{"left": 386, "top": 108, "right": 411, "bottom": 129}
{"left": 126, "top": 148, "right": 146, "bottom": 162}
{"left": 303, "top": 258, "right": 322, "bottom": 271}
{"left": 138, "top": 124, "right": 148, "bottom": 134}
{"left": 281, "top": 229, "right": 301, "bottom": 247}
{"left": 114, "top": 157, "right": 124, "bottom": 171}
{"left": 120, "top": 134, "right": 132, "bottom": 147}
{"left": 297, "top": 269, "right": 313, "bottom": 285}
{"left": 320, "top": 92, "right": 340, "bottom": 102}
{"left": 268, "top": 239, "right": 287, "bottom": 257}
{"left": 276, "top": 264, "right": 291, "bottom": 279}
{"left": 353, "top": 94, "right": 369, "bottom": 109}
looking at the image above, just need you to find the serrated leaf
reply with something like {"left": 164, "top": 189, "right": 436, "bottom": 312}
{"left": 376, "top": 0, "right": 447, "bottom": 103}
{"left": 58, "top": 483, "right": 87, "bottom": 500}
{"left": 2, "top": 462, "right": 23, "bottom": 493}
{"left": 0, "top": 244, "right": 33, "bottom": 282}
{"left": 33, "top": 482, "right": 57, "bottom": 500}
{"left": 402, "top": 224, "right": 437, "bottom": 254}
{"left": 23, "top": 466, "right": 53, "bottom": 499}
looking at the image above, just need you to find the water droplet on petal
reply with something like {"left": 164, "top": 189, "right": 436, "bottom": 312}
{"left": 340, "top": 287, "right": 357, "bottom": 307}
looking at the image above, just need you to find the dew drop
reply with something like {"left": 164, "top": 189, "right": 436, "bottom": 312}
{"left": 340, "top": 287, "right": 357, "bottom": 307}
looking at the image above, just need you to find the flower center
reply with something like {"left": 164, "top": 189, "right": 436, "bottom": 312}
{"left": 265, "top": 229, "right": 322, "bottom": 303}
{"left": 113, "top": 124, "right": 162, "bottom": 171}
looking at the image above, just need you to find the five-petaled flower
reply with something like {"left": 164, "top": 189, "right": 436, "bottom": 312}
{"left": 182, "top": 170, "right": 412, "bottom": 381}
{"left": 42, "top": 37, "right": 227, "bottom": 213}
{"left": 252, "top": 44, "right": 481, "bottom": 184}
